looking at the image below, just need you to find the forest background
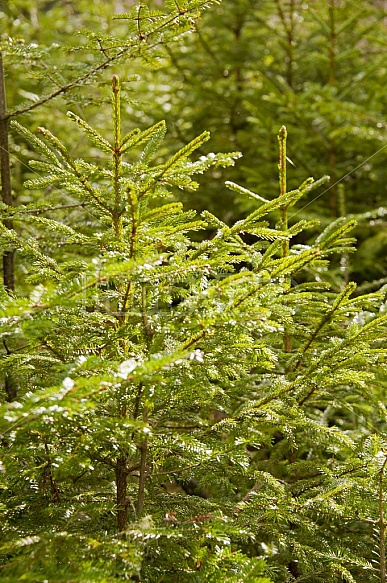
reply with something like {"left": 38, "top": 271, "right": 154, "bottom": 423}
{"left": 0, "top": 1, "right": 387, "bottom": 582}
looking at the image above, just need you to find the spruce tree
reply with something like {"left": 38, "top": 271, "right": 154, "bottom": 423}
{"left": 0, "top": 0, "right": 223, "bottom": 299}
{"left": 1, "top": 2, "right": 387, "bottom": 582}
{"left": 0, "top": 74, "right": 386, "bottom": 581}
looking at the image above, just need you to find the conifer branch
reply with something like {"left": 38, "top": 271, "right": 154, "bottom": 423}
{"left": 4, "top": 2, "right": 217, "bottom": 122}
{"left": 40, "top": 339, "right": 66, "bottom": 362}
{"left": 298, "top": 384, "right": 318, "bottom": 406}
{"left": 120, "top": 187, "right": 137, "bottom": 319}
{"left": 112, "top": 75, "right": 122, "bottom": 228}
{"left": 16, "top": 202, "right": 89, "bottom": 215}
{"left": 31, "top": 276, "right": 107, "bottom": 310}
{"left": 5, "top": 54, "right": 121, "bottom": 120}
{"left": 278, "top": 126, "right": 287, "bottom": 222}
{"left": 35, "top": 125, "right": 112, "bottom": 213}
{"left": 183, "top": 330, "right": 206, "bottom": 351}
{"left": 91, "top": 453, "right": 117, "bottom": 469}
{"left": 153, "top": 444, "right": 243, "bottom": 478}
{"left": 233, "top": 482, "right": 264, "bottom": 513}
{"left": 293, "top": 282, "right": 357, "bottom": 370}
{"left": 278, "top": 125, "right": 291, "bottom": 354}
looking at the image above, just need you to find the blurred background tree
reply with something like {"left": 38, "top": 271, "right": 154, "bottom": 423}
{"left": 134, "top": 0, "right": 387, "bottom": 289}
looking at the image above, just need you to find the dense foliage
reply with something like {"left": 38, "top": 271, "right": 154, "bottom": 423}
{"left": 1, "top": 1, "right": 387, "bottom": 582}
{"left": 131, "top": 0, "right": 387, "bottom": 289}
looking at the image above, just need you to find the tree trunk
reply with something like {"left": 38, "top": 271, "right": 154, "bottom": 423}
{"left": 0, "top": 52, "right": 14, "bottom": 291}
{"left": 0, "top": 52, "right": 18, "bottom": 401}
{"left": 115, "top": 457, "right": 129, "bottom": 532}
